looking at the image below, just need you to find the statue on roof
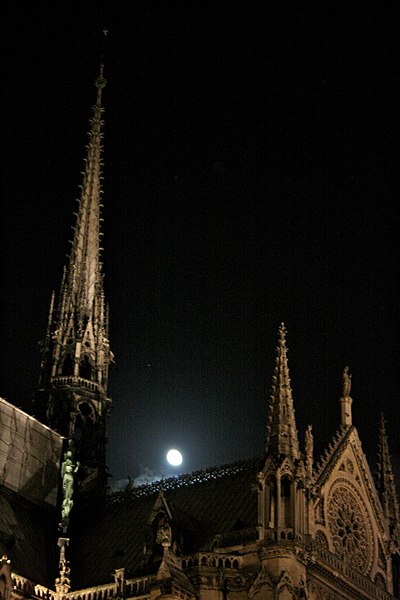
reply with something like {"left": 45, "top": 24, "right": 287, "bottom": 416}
{"left": 60, "top": 440, "right": 80, "bottom": 526}
{"left": 305, "top": 424, "right": 313, "bottom": 458}
{"left": 342, "top": 366, "right": 352, "bottom": 397}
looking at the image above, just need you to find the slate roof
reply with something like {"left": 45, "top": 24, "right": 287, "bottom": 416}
{"left": 70, "top": 458, "right": 262, "bottom": 589}
{"left": 0, "top": 485, "right": 59, "bottom": 587}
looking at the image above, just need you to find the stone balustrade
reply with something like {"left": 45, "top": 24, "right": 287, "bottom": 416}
{"left": 181, "top": 552, "right": 241, "bottom": 570}
{"left": 52, "top": 376, "right": 99, "bottom": 392}
{"left": 308, "top": 539, "right": 393, "bottom": 600}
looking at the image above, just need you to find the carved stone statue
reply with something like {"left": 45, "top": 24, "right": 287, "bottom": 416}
{"left": 157, "top": 522, "right": 172, "bottom": 548}
{"left": 342, "top": 366, "right": 352, "bottom": 397}
{"left": 60, "top": 441, "right": 79, "bottom": 522}
{"left": 305, "top": 424, "right": 313, "bottom": 458}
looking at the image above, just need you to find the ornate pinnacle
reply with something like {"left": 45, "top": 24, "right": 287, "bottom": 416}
{"left": 265, "top": 323, "right": 300, "bottom": 460}
{"left": 376, "top": 414, "right": 400, "bottom": 552}
{"left": 55, "top": 538, "right": 71, "bottom": 594}
{"left": 278, "top": 322, "right": 287, "bottom": 346}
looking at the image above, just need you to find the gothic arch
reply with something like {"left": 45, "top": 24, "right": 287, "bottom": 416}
{"left": 248, "top": 568, "right": 274, "bottom": 600}
{"left": 266, "top": 475, "right": 277, "bottom": 528}
{"left": 62, "top": 352, "right": 74, "bottom": 376}
{"left": 315, "top": 529, "right": 328, "bottom": 549}
{"left": 0, "top": 560, "right": 12, "bottom": 600}
{"left": 80, "top": 353, "right": 94, "bottom": 380}
{"left": 279, "top": 457, "right": 295, "bottom": 478}
{"left": 307, "top": 580, "right": 322, "bottom": 600}
{"left": 374, "top": 572, "right": 386, "bottom": 590}
{"left": 276, "top": 571, "right": 295, "bottom": 599}
{"left": 280, "top": 475, "right": 293, "bottom": 529}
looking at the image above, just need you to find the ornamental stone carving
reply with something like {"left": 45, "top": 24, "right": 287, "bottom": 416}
{"left": 327, "top": 484, "right": 371, "bottom": 573}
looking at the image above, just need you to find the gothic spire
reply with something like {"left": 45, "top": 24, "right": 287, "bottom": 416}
{"left": 34, "top": 66, "right": 113, "bottom": 495}
{"left": 65, "top": 64, "right": 106, "bottom": 319}
{"left": 376, "top": 413, "right": 400, "bottom": 552}
{"left": 265, "top": 323, "right": 300, "bottom": 460}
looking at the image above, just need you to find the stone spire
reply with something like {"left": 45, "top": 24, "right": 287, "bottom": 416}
{"left": 265, "top": 323, "right": 300, "bottom": 460}
{"left": 376, "top": 414, "right": 400, "bottom": 553}
{"left": 65, "top": 64, "right": 106, "bottom": 320}
{"left": 34, "top": 66, "right": 113, "bottom": 496}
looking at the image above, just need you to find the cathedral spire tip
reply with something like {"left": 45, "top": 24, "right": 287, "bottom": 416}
{"left": 95, "top": 64, "right": 106, "bottom": 107}
{"left": 96, "top": 63, "right": 106, "bottom": 89}
{"left": 278, "top": 322, "right": 287, "bottom": 338}
{"left": 265, "top": 324, "right": 300, "bottom": 459}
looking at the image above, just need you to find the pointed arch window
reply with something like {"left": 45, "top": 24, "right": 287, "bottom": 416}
{"left": 62, "top": 353, "right": 74, "bottom": 376}
{"left": 266, "top": 476, "right": 276, "bottom": 528}
{"left": 280, "top": 476, "right": 292, "bottom": 528}
{"left": 80, "top": 355, "right": 93, "bottom": 380}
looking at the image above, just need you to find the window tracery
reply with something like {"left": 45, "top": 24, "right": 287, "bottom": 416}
{"left": 315, "top": 530, "right": 328, "bottom": 548}
{"left": 327, "top": 485, "right": 371, "bottom": 573}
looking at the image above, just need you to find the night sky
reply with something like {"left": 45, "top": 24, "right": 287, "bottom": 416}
{"left": 1, "top": 2, "right": 399, "bottom": 489}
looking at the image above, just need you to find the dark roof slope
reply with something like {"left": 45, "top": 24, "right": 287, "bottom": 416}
{"left": 0, "top": 486, "right": 59, "bottom": 586}
{"left": 71, "top": 459, "right": 261, "bottom": 589}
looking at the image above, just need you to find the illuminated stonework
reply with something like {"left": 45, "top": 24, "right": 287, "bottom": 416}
{"left": 328, "top": 484, "right": 370, "bottom": 573}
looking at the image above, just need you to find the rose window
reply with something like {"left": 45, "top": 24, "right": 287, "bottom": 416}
{"left": 328, "top": 485, "right": 370, "bottom": 572}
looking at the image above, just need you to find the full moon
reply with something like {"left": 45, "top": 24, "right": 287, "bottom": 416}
{"left": 166, "top": 449, "right": 183, "bottom": 466}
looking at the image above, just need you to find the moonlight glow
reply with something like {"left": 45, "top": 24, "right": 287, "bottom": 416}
{"left": 167, "top": 449, "right": 183, "bottom": 466}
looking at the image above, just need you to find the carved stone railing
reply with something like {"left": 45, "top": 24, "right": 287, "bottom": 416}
{"left": 64, "top": 576, "right": 152, "bottom": 600}
{"left": 181, "top": 552, "right": 242, "bottom": 570}
{"left": 214, "top": 527, "right": 258, "bottom": 548}
{"left": 12, "top": 573, "right": 152, "bottom": 600}
{"left": 12, "top": 573, "right": 56, "bottom": 600}
{"left": 65, "top": 582, "right": 115, "bottom": 600}
{"left": 124, "top": 577, "right": 151, "bottom": 597}
{"left": 51, "top": 376, "right": 99, "bottom": 393}
{"left": 308, "top": 539, "right": 393, "bottom": 600}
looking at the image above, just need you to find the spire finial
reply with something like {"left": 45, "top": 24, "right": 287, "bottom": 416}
{"left": 96, "top": 63, "right": 106, "bottom": 90}
{"left": 95, "top": 63, "right": 106, "bottom": 108}
{"left": 265, "top": 324, "right": 300, "bottom": 459}
{"left": 278, "top": 322, "right": 287, "bottom": 345}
